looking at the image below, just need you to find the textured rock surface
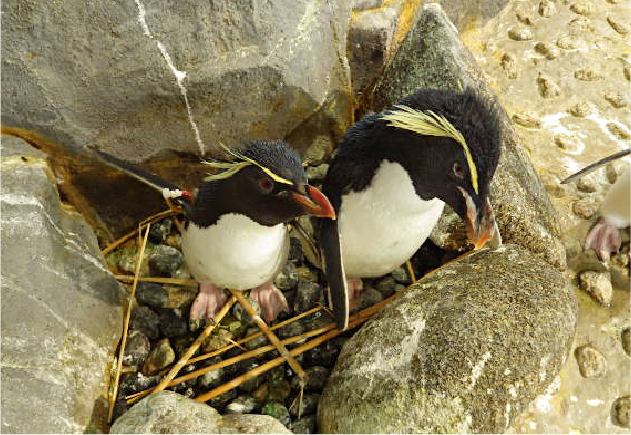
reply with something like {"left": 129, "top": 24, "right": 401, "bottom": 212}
{"left": 0, "top": 135, "right": 124, "bottom": 432}
{"left": 1, "top": 0, "right": 352, "bottom": 162}
{"left": 368, "top": 3, "right": 567, "bottom": 270}
{"left": 318, "top": 245, "right": 577, "bottom": 433}
{"left": 110, "top": 391, "right": 291, "bottom": 434}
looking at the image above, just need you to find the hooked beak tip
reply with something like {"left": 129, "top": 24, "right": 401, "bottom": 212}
{"left": 293, "top": 185, "right": 336, "bottom": 220}
{"left": 460, "top": 188, "right": 495, "bottom": 251}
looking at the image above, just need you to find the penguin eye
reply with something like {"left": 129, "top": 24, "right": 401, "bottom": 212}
{"left": 453, "top": 162, "right": 465, "bottom": 178}
{"left": 258, "top": 177, "right": 274, "bottom": 194}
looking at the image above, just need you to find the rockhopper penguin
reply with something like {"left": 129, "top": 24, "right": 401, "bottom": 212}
{"left": 320, "top": 88, "right": 502, "bottom": 330}
{"left": 90, "top": 141, "right": 336, "bottom": 324}
{"left": 562, "top": 148, "right": 630, "bottom": 261}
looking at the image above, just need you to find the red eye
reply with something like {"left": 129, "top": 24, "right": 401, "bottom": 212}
{"left": 453, "top": 162, "right": 464, "bottom": 178}
{"left": 259, "top": 177, "right": 274, "bottom": 193}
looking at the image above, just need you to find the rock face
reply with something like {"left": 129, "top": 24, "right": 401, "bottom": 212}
{"left": 367, "top": 3, "right": 567, "bottom": 270}
{"left": 110, "top": 391, "right": 291, "bottom": 434}
{"left": 1, "top": 136, "right": 124, "bottom": 432}
{"left": 318, "top": 244, "right": 577, "bottom": 433}
{"left": 1, "top": 0, "right": 352, "bottom": 162}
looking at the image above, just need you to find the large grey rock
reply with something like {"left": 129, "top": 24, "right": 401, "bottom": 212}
{"left": 318, "top": 244, "right": 577, "bottom": 433}
{"left": 2, "top": 0, "right": 352, "bottom": 162}
{"left": 368, "top": 3, "right": 567, "bottom": 270}
{"left": 1, "top": 136, "right": 124, "bottom": 432}
{"left": 349, "top": 0, "right": 510, "bottom": 99}
{"left": 110, "top": 391, "right": 291, "bottom": 434}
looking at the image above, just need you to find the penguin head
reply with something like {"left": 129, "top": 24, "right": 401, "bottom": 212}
{"left": 382, "top": 88, "right": 502, "bottom": 249}
{"left": 191, "top": 140, "right": 335, "bottom": 227}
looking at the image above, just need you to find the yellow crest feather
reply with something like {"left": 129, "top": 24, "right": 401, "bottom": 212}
{"left": 202, "top": 142, "right": 294, "bottom": 185}
{"left": 382, "top": 105, "right": 479, "bottom": 194}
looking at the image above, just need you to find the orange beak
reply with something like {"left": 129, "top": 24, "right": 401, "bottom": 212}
{"left": 458, "top": 187, "right": 496, "bottom": 250}
{"left": 292, "top": 185, "right": 336, "bottom": 220}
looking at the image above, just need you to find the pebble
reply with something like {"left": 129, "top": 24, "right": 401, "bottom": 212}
{"left": 607, "top": 123, "right": 631, "bottom": 140}
{"left": 513, "top": 111, "right": 542, "bottom": 128}
{"left": 305, "top": 340, "right": 342, "bottom": 368}
{"left": 148, "top": 244, "right": 183, "bottom": 277}
{"left": 243, "top": 327, "right": 267, "bottom": 351}
{"left": 268, "top": 379, "right": 292, "bottom": 402}
{"left": 293, "top": 280, "right": 324, "bottom": 314}
{"left": 567, "top": 101, "right": 591, "bottom": 117}
{"left": 515, "top": 11, "right": 532, "bottom": 25}
{"left": 130, "top": 306, "right": 161, "bottom": 340}
{"left": 534, "top": 42, "right": 559, "bottom": 60}
{"left": 608, "top": 17, "right": 630, "bottom": 34}
{"left": 294, "top": 366, "right": 330, "bottom": 390}
{"left": 557, "top": 35, "right": 584, "bottom": 50}
{"left": 538, "top": 0, "right": 556, "bottom": 17}
{"left": 570, "top": 3, "right": 592, "bottom": 15}
{"left": 119, "top": 372, "right": 160, "bottom": 395}
{"left": 624, "top": 62, "right": 631, "bottom": 81}
{"left": 508, "top": 27, "right": 533, "bottom": 41}
{"left": 261, "top": 402, "right": 291, "bottom": 427}
{"left": 306, "top": 163, "right": 329, "bottom": 182}
{"left": 142, "top": 338, "right": 175, "bottom": 375}
{"left": 136, "top": 282, "right": 169, "bottom": 309}
{"left": 278, "top": 320, "right": 304, "bottom": 340}
{"left": 572, "top": 200, "right": 599, "bottom": 220}
{"left": 123, "top": 330, "right": 150, "bottom": 367}
{"left": 612, "top": 396, "right": 630, "bottom": 428}
{"left": 541, "top": 174, "right": 567, "bottom": 198}
{"left": 606, "top": 161, "right": 628, "bottom": 184}
{"left": 359, "top": 288, "right": 383, "bottom": 310}
{"left": 225, "top": 395, "right": 260, "bottom": 414}
{"left": 622, "top": 327, "right": 630, "bottom": 356}
{"left": 605, "top": 91, "right": 629, "bottom": 108}
{"left": 574, "top": 68, "right": 603, "bottom": 81}
{"left": 375, "top": 276, "right": 397, "bottom": 296}
{"left": 501, "top": 53, "right": 519, "bottom": 79}
{"left": 197, "top": 359, "right": 224, "bottom": 389}
{"left": 158, "top": 309, "right": 188, "bottom": 338}
{"left": 576, "top": 175, "right": 599, "bottom": 193}
{"left": 171, "top": 336, "right": 196, "bottom": 359}
{"left": 148, "top": 219, "right": 173, "bottom": 244}
{"left": 238, "top": 360, "right": 263, "bottom": 393}
{"left": 232, "top": 297, "right": 261, "bottom": 327}
{"left": 568, "top": 17, "right": 591, "bottom": 34}
{"left": 554, "top": 134, "right": 581, "bottom": 153}
{"left": 202, "top": 328, "right": 233, "bottom": 352}
{"left": 290, "top": 415, "right": 317, "bottom": 434}
{"left": 579, "top": 271, "right": 613, "bottom": 306}
{"left": 289, "top": 393, "right": 320, "bottom": 417}
{"left": 574, "top": 345, "right": 608, "bottom": 378}
{"left": 537, "top": 73, "right": 561, "bottom": 98}
{"left": 207, "top": 389, "right": 237, "bottom": 412}
{"left": 275, "top": 262, "right": 300, "bottom": 291}
{"left": 391, "top": 267, "right": 408, "bottom": 284}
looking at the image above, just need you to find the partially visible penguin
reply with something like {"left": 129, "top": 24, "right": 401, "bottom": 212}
{"left": 562, "top": 149, "right": 630, "bottom": 261}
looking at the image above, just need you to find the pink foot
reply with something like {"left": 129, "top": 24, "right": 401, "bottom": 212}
{"left": 250, "top": 281, "right": 289, "bottom": 323}
{"left": 585, "top": 218, "right": 622, "bottom": 262}
{"left": 348, "top": 278, "right": 363, "bottom": 312}
{"left": 190, "top": 283, "right": 229, "bottom": 320}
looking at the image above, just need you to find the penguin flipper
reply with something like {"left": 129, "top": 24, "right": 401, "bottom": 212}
{"left": 320, "top": 217, "right": 349, "bottom": 330}
{"left": 88, "top": 146, "right": 181, "bottom": 193}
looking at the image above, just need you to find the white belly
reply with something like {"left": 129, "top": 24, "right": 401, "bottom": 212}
{"left": 181, "top": 213, "right": 288, "bottom": 289}
{"left": 601, "top": 165, "right": 630, "bottom": 228}
{"left": 339, "top": 160, "right": 445, "bottom": 278}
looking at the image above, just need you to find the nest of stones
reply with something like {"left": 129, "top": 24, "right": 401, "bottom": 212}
{"left": 104, "top": 208, "right": 459, "bottom": 430}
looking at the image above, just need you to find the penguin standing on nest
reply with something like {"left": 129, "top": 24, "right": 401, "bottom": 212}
{"left": 91, "top": 141, "right": 335, "bottom": 323}
{"left": 320, "top": 88, "right": 503, "bottom": 330}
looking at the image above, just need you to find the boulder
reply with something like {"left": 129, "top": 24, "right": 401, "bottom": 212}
{"left": 368, "top": 3, "right": 567, "bottom": 270}
{"left": 0, "top": 135, "right": 124, "bottom": 432}
{"left": 318, "top": 244, "right": 577, "bottom": 433}
{"left": 110, "top": 390, "right": 291, "bottom": 434}
{"left": 1, "top": 0, "right": 352, "bottom": 162}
